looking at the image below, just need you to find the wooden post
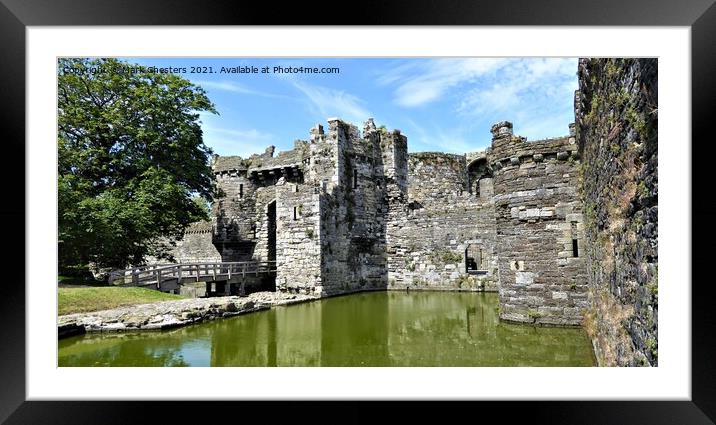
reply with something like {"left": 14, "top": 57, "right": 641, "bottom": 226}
{"left": 132, "top": 269, "right": 138, "bottom": 285}
{"left": 241, "top": 262, "right": 247, "bottom": 296}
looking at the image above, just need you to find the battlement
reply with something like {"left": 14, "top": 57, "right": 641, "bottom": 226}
{"left": 489, "top": 121, "right": 578, "bottom": 168}
{"left": 183, "top": 221, "right": 214, "bottom": 235}
{"left": 409, "top": 152, "right": 465, "bottom": 162}
{"left": 212, "top": 156, "right": 249, "bottom": 174}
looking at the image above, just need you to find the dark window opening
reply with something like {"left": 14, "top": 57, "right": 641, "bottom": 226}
{"left": 266, "top": 200, "right": 277, "bottom": 290}
{"left": 239, "top": 184, "right": 244, "bottom": 199}
{"left": 572, "top": 239, "right": 579, "bottom": 257}
{"left": 466, "top": 255, "right": 478, "bottom": 272}
{"left": 465, "top": 245, "right": 486, "bottom": 274}
{"left": 353, "top": 168, "right": 358, "bottom": 188}
{"left": 293, "top": 206, "right": 298, "bottom": 220}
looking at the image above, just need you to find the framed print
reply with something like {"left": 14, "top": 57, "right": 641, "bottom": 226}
{"left": 2, "top": 0, "right": 713, "bottom": 423}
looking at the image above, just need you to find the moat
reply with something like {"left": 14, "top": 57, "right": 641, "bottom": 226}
{"left": 59, "top": 292, "right": 596, "bottom": 367}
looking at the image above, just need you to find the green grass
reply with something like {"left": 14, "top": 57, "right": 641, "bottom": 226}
{"left": 58, "top": 287, "right": 184, "bottom": 316}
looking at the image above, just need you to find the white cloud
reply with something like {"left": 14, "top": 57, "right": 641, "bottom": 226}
{"left": 380, "top": 59, "right": 577, "bottom": 134}
{"left": 457, "top": 58, "right": 577, "bottom": 117}
{"left": 200, "top": 121, "right": 275, "bottom": 157}
{"left": 292, "top": 80, "right": 371, "bottom": 125}
{"left": 380, "top": 58, "right": 508, "bottom": 107}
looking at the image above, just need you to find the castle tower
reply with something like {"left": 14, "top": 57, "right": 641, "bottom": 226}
{"left": 211, "top": 155, "right": 259, "bottom": 262}
{"left": 304, "top": 118, "right": 401, "bottom": 294}
{"left": 491, "top": 121, "right": 588, "bottom": 326}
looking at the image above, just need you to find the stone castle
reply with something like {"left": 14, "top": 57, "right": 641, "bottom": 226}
{"left": 164, "top": 58, "right": 657, "bottom": 366}
{"left": 172, "top": 116, "right": 587, "bottom": 327}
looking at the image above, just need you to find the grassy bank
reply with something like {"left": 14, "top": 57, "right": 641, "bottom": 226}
{"left": 58, "top": 287, "right": 184, "bottom": 316}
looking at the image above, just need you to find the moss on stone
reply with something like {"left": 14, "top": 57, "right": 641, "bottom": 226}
{"left": 433, "top": 250, "right": 462, "bottom": 264}
{"left": 528, "top": 309, "right": 543, "bottom": 319}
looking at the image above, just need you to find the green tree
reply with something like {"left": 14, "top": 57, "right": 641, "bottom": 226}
{"left": 191, "top": 195, "right": 212, "bottom": 216}
{"left": 58, "top": 58, "right": 217, "bottom": 274}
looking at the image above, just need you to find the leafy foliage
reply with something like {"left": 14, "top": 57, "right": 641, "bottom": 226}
{"left": 58, "top": 58, "right": 218, "bottom": 272}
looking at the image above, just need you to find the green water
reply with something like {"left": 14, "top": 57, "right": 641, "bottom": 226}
{"left": 58, "top": 291, "right": 596, "bottom": 366}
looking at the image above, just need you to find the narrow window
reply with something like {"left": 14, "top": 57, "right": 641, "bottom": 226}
{"left": 293, "top": 206, "right": 298, "bottom": 220}
{"left": 353, "top": 168, "right": 358, "bottom": 189}
{"left": 570, "top": 221, "right": 579, "bottom": 257}
{"left": 239, "top": 183, "right": 244, "bottom": 199}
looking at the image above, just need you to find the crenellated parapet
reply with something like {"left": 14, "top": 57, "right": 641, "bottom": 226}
{"left": 488, "top": 121, "right": 578, "bottom": 171}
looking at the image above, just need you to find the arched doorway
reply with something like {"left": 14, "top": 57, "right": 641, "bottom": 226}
{"left": 467, "top": 157, "right": 493, "bottom": 198}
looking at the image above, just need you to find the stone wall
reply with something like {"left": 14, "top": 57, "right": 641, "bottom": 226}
{"left": 386, "top": 152, "right": 498, "bottom": 291}
{"left": 252, "top": 186, "right": 278, "bottom": 264}
{"left": 169, "top": 221, "right": 221, "bottom": 263}
{"left": 576, "top": 58, "right": 658, "bottom": 366}
{"left": 491, "top": 122, "right": 588, "bottom": 326}
{"left": 408, "top": 152, "right": 468, "bottom": 201}
{"left": 274, "top": 180, "right": 322, "bottom": 294}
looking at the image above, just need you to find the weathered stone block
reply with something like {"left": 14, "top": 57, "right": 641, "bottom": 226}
{"left": 515, "top": 271, "right": 536, "bottom": 285}
{"left": 552, "top": 291, "right": 568, "bottom": 300}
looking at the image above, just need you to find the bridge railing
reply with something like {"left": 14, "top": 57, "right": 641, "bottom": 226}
{"left": 109, "top": 261, "right": 277, "bottom": 287}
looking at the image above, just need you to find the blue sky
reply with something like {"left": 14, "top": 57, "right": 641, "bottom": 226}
{"left": 127, "top": 57, "right": 578, "bottom": 157}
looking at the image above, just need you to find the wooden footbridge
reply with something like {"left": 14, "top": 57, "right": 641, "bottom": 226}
{"left": 108, "top": 261, "right": 277, "bottom": 295}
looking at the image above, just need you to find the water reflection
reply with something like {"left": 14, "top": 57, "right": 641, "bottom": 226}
{"left": 59, "top": 292, "right": 595, "bottom": 367}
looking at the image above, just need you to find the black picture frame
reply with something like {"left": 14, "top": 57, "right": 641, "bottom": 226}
{"left": 1, "top": 0, "right": 712, "bottom": 423}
